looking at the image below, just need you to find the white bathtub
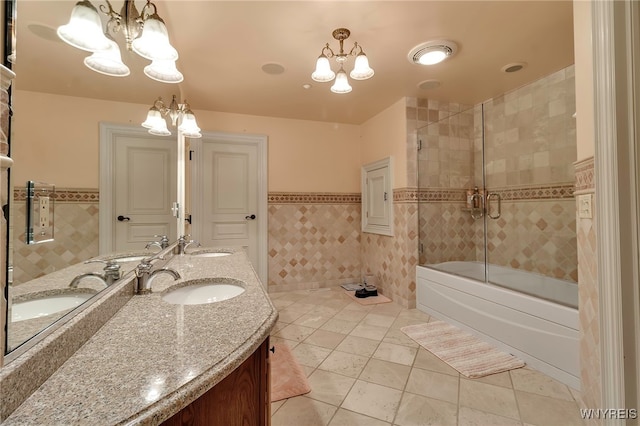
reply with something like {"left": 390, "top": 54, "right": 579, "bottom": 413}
{"left": 417, "top": 262, "right": 580, "bottom": 390}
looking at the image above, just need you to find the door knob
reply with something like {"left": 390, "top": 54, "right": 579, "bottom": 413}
{"left": 245, "top": 214, "right": 256, "bottom": 220}
{"left": 117, "top": 215, "right": 130, "bottom": 222}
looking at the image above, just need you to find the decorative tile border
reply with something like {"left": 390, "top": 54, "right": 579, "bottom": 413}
{"left": 268, "top": 192, "right": 360, "bottom": 204}
{"left": 416, "top": 183, "right": 574, "bottom": 203}
{"left": 574, "top": 156, "right": 595, "bottom": 193}
{"left": 14, "top": 188, "right": 99, "bottom": 203}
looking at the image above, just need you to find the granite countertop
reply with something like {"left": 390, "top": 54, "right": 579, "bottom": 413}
{"left": 3, "top": 249, "right": 278, "bottom": 425}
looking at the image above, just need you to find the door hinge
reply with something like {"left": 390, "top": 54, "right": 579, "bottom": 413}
{"left": 189, "top": 150, "right": 195, "bottom": 160}
{"left": 185, "top": 214, "right": 192, "bottom": 224}
{"left": 417, "top": 139, "right": 422, "bottom": 151}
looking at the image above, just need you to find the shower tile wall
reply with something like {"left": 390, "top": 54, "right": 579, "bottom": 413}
{"left": 11, "top": 189, "right": 99, "bottom": 285}
{"left": 267, "top": 193, "right": 361, "bottom": 292}
{"left": 418, "top": 65, "right": 578, "bottom": 282}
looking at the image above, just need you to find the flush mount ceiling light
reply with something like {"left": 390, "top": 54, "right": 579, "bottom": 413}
{"left": 57, "top": 0, "right": 182, "bottom": 83}
{"left": 408, "top": 40, "right": 457, "bottom": 66}
{"left": 142, "top": 95, "right": 201, "bottom": 138}
{"left": 311, "top": 28, "right": 374, "bottom": 94}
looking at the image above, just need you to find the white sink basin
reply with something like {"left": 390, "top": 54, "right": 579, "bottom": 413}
{"left": 162, "top": 279, "right": 245, "bottom": 305}
{"left": 12, "top": 294, "right": 94, "bottom": 322}
{"left": 109, "top": 254, "right": 148, "bottom": 263}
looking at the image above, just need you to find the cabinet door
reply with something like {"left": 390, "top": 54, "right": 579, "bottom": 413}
{"left": 162, "top": 338, "right": 270, "bottom": 426}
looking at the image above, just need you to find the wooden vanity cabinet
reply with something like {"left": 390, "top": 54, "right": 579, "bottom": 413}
{"left": 162, "top": 338, "right": 271, "bottom": 426}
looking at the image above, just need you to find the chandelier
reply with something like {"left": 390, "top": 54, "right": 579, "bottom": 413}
{"left": 57, "top": 0, "right": 183, "bottom": 83}
{"left": 311, "top": 28, "right": 374, "bottom": 94}
{"left": 142, "top": 95, "right": 201, "bottom": 138}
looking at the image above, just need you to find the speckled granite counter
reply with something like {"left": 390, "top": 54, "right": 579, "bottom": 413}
{"left": 2, "top": 249, "right": 278, "bottom": 425}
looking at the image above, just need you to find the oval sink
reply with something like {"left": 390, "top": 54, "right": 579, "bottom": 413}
{"left": 162, "top": 279, "right": 245, "bottom": 305}
{"left": 111, "top": 255, "right": 147, "bottom": 263}
{"left": 12, "top": 294, "right": 94, "bottom": 322}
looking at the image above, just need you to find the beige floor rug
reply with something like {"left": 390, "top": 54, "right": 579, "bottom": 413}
{"left": 344, "top": 289, "right": 392, "bottom": 305}
{"left": 401, "top": 320, "right": 525, "bottom": 378}
{"left": 270, "top": 342, "right": 311, "bottom": 402}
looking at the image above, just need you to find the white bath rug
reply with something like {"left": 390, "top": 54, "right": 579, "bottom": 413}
{"left": 401, "top": 320, "right": 525, "bottom": 378}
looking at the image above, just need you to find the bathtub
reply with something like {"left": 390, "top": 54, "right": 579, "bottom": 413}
{"left": 416, "top": 262, "right": 580, "bottom": 390}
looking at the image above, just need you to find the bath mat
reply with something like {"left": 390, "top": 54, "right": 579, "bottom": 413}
{"left": 401, "top": 320, "right": 525, "bottom": 378}
{"left": 344, "top": 289, "right": 392, "bottom": 305}
{"left": 270, "top": 342, "right": 311, "bottom": 402}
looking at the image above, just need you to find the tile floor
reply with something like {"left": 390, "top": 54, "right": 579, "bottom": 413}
{"left": 269, "top": 287, "right": 586, "bottom": 426}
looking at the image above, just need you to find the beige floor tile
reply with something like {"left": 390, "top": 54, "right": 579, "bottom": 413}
{"left": 382, "top": 328, "right": 420, "bottom": 348}
{"left": 306, "top": 369, "right": 356, "bottom": 406}
{"left": 270, "top": 399, "right": 286, "bottom": 415}
{"left": 292, "top": 342, "right": 333, "bottom": 368}
{"left": 272, "top": 298, "right": 295, "bottom": 309}
{"left": 311, "top": 305, "right": 343, "bottom": 317}
{"left": 405, "top": 368, "right": 459, "bottom": 404}
{"left": 390, "top": 316, "right": 430, "bottom": 330}
{"left": 459, "top": 378, "right": 520, "bottom": 420}
{"left": 271, "top": 320, "right": 289, "bottom": 333}
{"left": 318, "top": 350, "right": 369, "bottom": 378}
{"left": 361, "top": 313, "right": 396, "bottom": 328}
{"left": 271, "top": 396, "right": 337, "bottom": 426}
{"left": 304, "top": 329, "right": 347, "bottom": 350}
{"left": 394, "top": 392, "right": 458, "bottom": 426}
{"left": 334, "top": 335, "right": 380, "bottom": 357}
{"left": 277, "top": 309, "right": 307, "bottom": 323}
{"left": 458, "top": 406, "right": 524, "bottom": 426}
{"left": 359, "top": 358, "right": 411, "bottom": 390}
{"left": 273, "top": 323, "right": 316, "bottom": 342}
{"left": 286, "top": 302, "right": 318, "bottom": 313}
{"left": 341, "top": 380, "right": 403, "bottom": 423}
{"left": 413, "top": 348, "right": 459, "bottom": 376}
{"left": 320, "top": 318, "right": 359, "bottom": 335}
{"left": 350, "top": 323, "right": 389, "bottom": 341}
{"left": 328, "top": 408, "right": 391, "bottom": 426}
{"left": 510, "top": 367, "right": 574, "bottom": 401}
{"left": 333, "top": 308, "right": 368, "bottom": 322}
{"left": 370, "top": 302, "right": 404, "bottom": 317}
{"left": 471, "top": 370, "right": 514, "bottom": 388}
{"left": 342, "top": 302, "right": 374, "bottom": 312}
{"left": 293, "top": 313, "right": 332, "bottom": 328}
{"left": 516, "top": 390, "right": 586, "bottom": 426}
{"left": 397, "top": 309, "right": 431, "bottom": 322}
{"left": 271, "top": 336, "right": 299, "bottom": 350}
{"left": 372, "top": 342, "right": 418, "bottom": 366}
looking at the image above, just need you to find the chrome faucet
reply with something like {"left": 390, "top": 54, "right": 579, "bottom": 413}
{"left": 135, "top": 259, "right": 181, "bottom": 295}
{"left": 177, "top": 235, "right": 201, "bottom": 254}
{"left": 70, "top": 261, "right": 121, "bottom": 288}
{"left": 145, "top": 235, "right": 170, "bottom": 251}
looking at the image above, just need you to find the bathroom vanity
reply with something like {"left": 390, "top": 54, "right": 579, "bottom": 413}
{"left": 1, "top": 249, "right": 277, "bottom": 425}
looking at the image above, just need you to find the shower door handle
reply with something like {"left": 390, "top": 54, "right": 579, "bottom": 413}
{"left": 486, "top": 193, "right": 501, "bottom": 219}
{"left": 470, "top": 193, "right": 484, "bottom": 220}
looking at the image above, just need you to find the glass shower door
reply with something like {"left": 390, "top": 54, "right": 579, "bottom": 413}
{"left": 417, "top": 105, "right": 485, "bottom": 282}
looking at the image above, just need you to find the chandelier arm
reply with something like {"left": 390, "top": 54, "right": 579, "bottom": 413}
{"left": 140, "top": 0, "right": 158, "bottom": 20}
{"left": 321, "top": 43, "right": 335, "bottom": 58}
{"left": 349, "top": 42, "right": 364, "bottom": 57}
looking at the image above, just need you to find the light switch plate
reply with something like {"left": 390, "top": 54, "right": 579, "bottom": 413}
{"left": 578, "top": 194, "right": 592, "bottom": 219}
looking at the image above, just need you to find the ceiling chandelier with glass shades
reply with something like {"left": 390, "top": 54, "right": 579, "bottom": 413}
{"left": 311, "top": 28, "right": 374, "bottom": 94}
{"left": 57, "top": 0, "right": 183, "bottom": 83}
{"left": 142, "top": 95, "right": 201, "bottom": 138}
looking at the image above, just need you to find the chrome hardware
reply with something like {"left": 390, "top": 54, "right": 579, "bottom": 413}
{"left": 487, "top": 192, "right": 502, "bottom": 219}
{"left": 177, "top": 235, "right": 200, "bottom": 254}
{"left": 146, "top": 235, "right": 169, "bottom": 250}
{"left": 117, "top": 215, "right": 130, "bottom": 222}
{"left": 70, "top": 260, "right": 121, "bottom": 288}
{"left": 245, "top": 214, "right": 256, "bottom": 220}
{"left": 470, "top": 193, "right": 484, "bottom": 220}
{"left": 135, "top": 260, "right": 180, "bottom": 295}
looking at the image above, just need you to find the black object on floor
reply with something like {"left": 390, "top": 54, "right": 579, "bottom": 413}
{"left": 355, "top": 285, "right": 378, "bottom": 298}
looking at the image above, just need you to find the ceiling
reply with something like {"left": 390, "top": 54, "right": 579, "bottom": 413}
{"left": 11, "top": 1, "right": 575, "bottom": 125}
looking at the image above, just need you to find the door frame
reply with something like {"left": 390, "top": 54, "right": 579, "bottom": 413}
{"left": 190, "top": 131, "right": 268, "bottom": 285}
{"left": 99, "top": 122, "right": 176, "bottom": 254}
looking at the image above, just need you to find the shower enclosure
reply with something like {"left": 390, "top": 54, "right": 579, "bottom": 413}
{"left": 418, "top": 65, "right": 577, "bottom": 308}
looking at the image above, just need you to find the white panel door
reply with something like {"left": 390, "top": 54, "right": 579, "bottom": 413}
{"left": 113, "top": 136, "right": 176, "bottom": 252}
{"left": 191, "top": 132, "right": 267, "bottom": 284}
{"left": 200, "top": 142, "right": 257, "bottom": 259}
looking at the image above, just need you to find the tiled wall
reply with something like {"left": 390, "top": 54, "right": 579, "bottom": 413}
{"left": 267, "top": 193, "right": 362, "bottom": 293}
{"left": 417, "top": 65, "right": 578, "bottom": 283}
{"left": 574, "top": 157, "right": 600, "bottom": 409}
{"left": 11, "top": 189, "right": 99, "bottom": 285}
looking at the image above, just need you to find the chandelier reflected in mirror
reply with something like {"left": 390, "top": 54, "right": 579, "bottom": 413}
{"left": 142, "top": 95, "right": 201, "bottom": 138}
{"left": 311, "top": 28, "right": 374, "bottom": 94}
{"left": 57, "top": 0, "right": 183, "bottom": 83}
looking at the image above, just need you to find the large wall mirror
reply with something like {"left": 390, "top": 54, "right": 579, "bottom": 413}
{"left": 3, "top": 0, "right": 186, "bottom": 355}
